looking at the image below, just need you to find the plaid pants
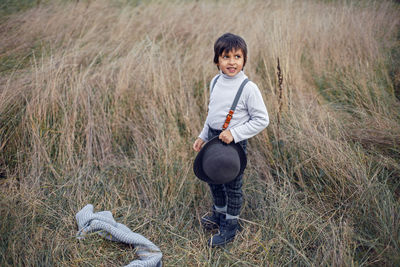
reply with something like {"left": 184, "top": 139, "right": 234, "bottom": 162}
{"left": 207, "top": 127, "right": 247, "bottom": 216}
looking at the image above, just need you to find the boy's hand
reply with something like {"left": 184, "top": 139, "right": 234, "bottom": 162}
{"left": 193, "top": 138, "right": 205, "bottom": 152}
{"left": 219, "top": 130, "right": 234, "bottom": 144}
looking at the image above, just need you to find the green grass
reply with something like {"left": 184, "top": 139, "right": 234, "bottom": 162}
{"left": 0, "top": 0, "right": 41, "bottom": 17}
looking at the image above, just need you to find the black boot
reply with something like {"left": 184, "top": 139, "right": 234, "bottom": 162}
{"left": 208, "top": 216, "right": 240, "bottom": 247}
{"left": 201, "top": 207, "right": 222, "bottom": 230}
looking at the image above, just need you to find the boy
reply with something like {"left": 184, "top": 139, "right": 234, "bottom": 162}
{"left": 193, "top": 33, "right": 269, "bottom": 247}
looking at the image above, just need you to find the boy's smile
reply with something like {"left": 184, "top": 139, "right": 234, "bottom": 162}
{"left": 217, "top": 49, "right": 244, "bottom": 77}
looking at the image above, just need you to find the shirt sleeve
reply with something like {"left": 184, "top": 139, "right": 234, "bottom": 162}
{"left": 230, "top": 83, "right": 269, "bottom": 143}
{"left": 198, "top": 123, "right": 209, "bottom": 141}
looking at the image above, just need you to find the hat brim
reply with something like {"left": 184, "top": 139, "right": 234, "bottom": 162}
{"left": 193, "top": 136, "right": 247, "bottom": 184}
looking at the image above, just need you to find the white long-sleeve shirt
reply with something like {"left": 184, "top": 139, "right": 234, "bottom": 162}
{"left": 199, "top": 71, "right": 269, "bottom": 143}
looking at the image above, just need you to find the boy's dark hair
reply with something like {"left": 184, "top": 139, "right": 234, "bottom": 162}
{"left": 213, "top": 33, "right": 248, "bottom": 69}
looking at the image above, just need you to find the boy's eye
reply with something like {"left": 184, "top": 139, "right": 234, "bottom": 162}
{"left": 235, "top": 55, "right": 241, "bottom": 58}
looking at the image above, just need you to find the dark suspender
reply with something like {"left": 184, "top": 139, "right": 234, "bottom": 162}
{"left": 211, "top": 75, "right": 221, "bottom": 93}
{"left": 210, "top": 75, "right": 249, "bottom": 130}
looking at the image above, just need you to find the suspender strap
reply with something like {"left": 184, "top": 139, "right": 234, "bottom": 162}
{"left": 230, "top": 78, "right": 249, "bottom": 112}
{"left": 210, "top": 75, "right": 250, "bottom": 130}
{"left": 211, "top": 75, "right": 221, "bottom": 93}
{"left": 222, "top": 78, "right": 249, "bottom": 130}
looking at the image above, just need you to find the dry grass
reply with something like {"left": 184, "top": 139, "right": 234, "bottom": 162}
{"left": 1, "top": 0, "right": 399, "bottom": 266}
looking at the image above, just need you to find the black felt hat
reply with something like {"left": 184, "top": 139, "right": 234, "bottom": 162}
{"left": 193, "top": 136, "right": 247, "bottom": 184}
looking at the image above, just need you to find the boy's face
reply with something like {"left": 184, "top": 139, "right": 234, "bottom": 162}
{"left": 217, "top": 48, "right": 244, "bottom": 77}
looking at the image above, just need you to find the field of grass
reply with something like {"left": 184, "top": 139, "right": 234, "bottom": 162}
{"left": 1, "top": 0, "right": 399, "bottom": 266}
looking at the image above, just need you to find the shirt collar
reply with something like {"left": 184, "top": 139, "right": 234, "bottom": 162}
{"left": 220, "top": 70, "right": 245, "bottom": 81}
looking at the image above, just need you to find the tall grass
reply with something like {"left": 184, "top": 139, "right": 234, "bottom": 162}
{"left": 1, "top": 0, "right": 399, "bottom": 266}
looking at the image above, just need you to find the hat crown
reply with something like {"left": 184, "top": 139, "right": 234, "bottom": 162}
{"left": 202, "top": 143, "right": 241, "bottom": 184}
{"left": 193, "top": 136, "right": 247, "bottom": 184}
